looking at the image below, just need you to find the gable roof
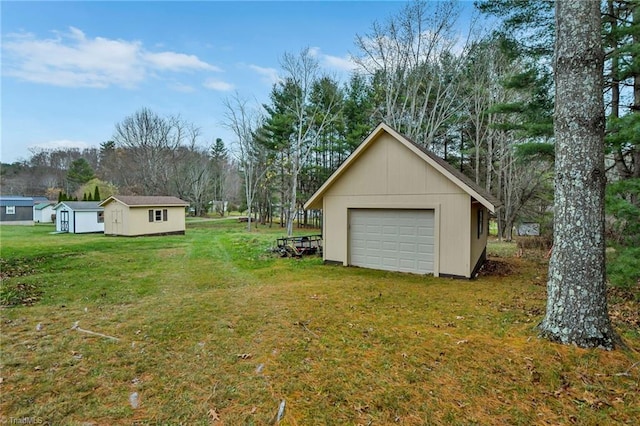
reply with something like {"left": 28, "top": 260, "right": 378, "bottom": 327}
{"left": 99, "top": 195, "right": 189, "bottom": 208}
{"left": 0, "top": 196, "right": 35, "bottom": 207}
{"left": 53, "top": 201, "right": 103, "bottom": 211}
{"left": 34, "top": 202, "right": 55, "bottom": 210}
{"left": 304, "top": 122, "right": 501, "bottom": 213}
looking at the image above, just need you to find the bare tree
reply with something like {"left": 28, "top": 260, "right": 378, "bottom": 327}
{"left": 279, "top": 47, "right": 342, "bottom": 236}
{"left": 112, "top": 107, "right": 197, "bottom": 195}
{"left": 538, "top": 0, "right": 617, "bottom": 349}
{"left": 171, "top": 145, "right": 212, "bottom": 216}
{"left": 223, "top": 93, "right": 269, "bottom": 231}
{"left": 353, "top": 0, "right": 466, "bottom": 149}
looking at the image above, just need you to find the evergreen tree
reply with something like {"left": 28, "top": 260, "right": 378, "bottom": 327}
{"left": 94, "top": 185, "right": 101, "bottom": 201}
{"left": 343, "top": 73, "right": 376, "bottom": 157}
{"left": 66, "top": 158, "right": 96, "bottom": 191}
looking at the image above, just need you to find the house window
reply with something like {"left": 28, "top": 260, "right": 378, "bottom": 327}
{"left": 97, "top": 211, "right": 104, "bottom": 223}
{"left": 148, "top": 209, "right": 168, "bottom": 222}
{"left": 477, "top": 209, "right": 484, "bottom": 239}
{"left": 6, "top": 206, "right": 15, "bottom": 215}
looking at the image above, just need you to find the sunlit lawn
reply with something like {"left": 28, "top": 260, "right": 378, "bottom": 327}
{"left": 1, "top": 222, "right": 638, "bottom": 425}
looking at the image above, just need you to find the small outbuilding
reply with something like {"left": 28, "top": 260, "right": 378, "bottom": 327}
{"left": 33, "top": 202, "right": 55, "bottom": 223}
{"left": 99, "top": 195, "right": 189, "bottom": 236}
{"left": 304, "top": 123, "right": 501, "bottom": 278}
{"left": 53, "top": 201, "right": 104, "bottom": 234}
{"left": 0, "top": 196, "right": 35, "bottom": 225}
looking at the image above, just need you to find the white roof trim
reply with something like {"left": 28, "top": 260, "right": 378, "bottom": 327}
{"left": 304, "top": 123, "right": 499, "bottom": 213}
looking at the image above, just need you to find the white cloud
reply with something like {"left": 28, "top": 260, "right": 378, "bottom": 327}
{"left": 2, "top": 27, "right": 220, "bottom": 88}
{"left": 309, "top": 46, "right": 358, "bottom": 73}
{"left": 28, "top": 139, "right": 93, "bottom": 151}
{"left": 321, "top": 53, "right": 358, "bottom": 72}
{"left": 203, "top": 78, "right": 234, "bottom": 91}
{"left": 168, "top": 82, "right": 196, "bottom": 93}
{"left": 143, "top": 51, "right": 220, "bottom": 72}
{"left": 248, "top": 64, "right": 281, "bottom": 86}
{"left": 307, "top": 46, "right": 321, "bottom": 57}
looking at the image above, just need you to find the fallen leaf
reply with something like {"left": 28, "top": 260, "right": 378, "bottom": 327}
{"left": 237, "top": 353, "right": 252, "bottom": 360}
{"left": 208, "top": 408, "right": 220, "bottom": 422}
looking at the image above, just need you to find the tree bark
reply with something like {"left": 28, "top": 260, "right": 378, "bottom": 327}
{"left": 539, "top": 0, "right": 618, "bottom": 349}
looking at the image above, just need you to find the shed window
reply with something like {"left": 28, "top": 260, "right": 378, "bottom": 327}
{"left": 97, "top": 211, "right": 104, "bottom": 223}
{"left": 477, "top": 209, "right": 484, "bottom": 239}
{"left": 149, "top": 209, "right": 168, "bottom": 222}
{"left": 6, "top": 206, "right": 15, "bottom": 215}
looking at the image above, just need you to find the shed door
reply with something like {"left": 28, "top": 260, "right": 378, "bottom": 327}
{"left": 349, "top": 209, "right": 434, "bottom": 274}
{"left": 111, "top": 209, "right": 123, "bottom": 235}
{"left": 60, "top": 211, "right": 69, "bottom": 232}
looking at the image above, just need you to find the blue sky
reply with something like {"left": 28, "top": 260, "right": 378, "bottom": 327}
{"left": 1, "top": 1, "right": 476, "bottom": 164}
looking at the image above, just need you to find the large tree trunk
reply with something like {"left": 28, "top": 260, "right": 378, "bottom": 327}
{"left": 539, "top": 0, "right": 617, "bottom": 349}
{"left": 633, "top": 2, "right": 640, "bottom": 180}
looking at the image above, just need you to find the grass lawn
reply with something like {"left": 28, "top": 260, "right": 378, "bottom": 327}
{"left": 1, "top": 222, "right": 638, "bottom": 425}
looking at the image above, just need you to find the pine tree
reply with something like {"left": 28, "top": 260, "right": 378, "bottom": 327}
{"left": 538, "top": 0, "right": 618, "bottom": 349}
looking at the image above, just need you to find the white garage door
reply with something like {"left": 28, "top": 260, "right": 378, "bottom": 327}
{"left": 349, "top": 209, "right": 435, "bottom": 274}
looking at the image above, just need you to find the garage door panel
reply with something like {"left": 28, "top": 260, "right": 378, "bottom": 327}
{"left": 383, "top": 225, "right": 397, "bottom": 235}
{"left": 398, "top": 225, "right": 416, "bottom": 236}
{"left": 399, "top": 241, "right": 418, "bottom": 252}
{"left": 417, "top": 226, "right": 434, "bottom": 237}
{"left": 418, "top": 260, "right": 433, "bottom": 271}
{"left": 351, "top": 239, "right": 366, "bottom": 250}
{"left": 350, "top": 209, "right": 435, "bottom": 274}
{"left": 418, "top": 243, "right": 434, "bottom": 254}
{"left": 383, "top": 257, "right": 399, "bottom": 267}
{"left": 382, "top": 241, "right": 398, "bottom": 251}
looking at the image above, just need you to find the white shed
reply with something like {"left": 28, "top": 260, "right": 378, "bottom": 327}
{"left": 33, "top": 202, "right": 55, "bottom": 223}
{"left": 53, "top": 201, "right": 104, "bottom": 234}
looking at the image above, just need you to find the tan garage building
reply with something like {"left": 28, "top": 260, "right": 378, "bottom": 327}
{"left": 304, "top": 123, "right": 500, "bottom": 278}
{"left": 99, "top": 196, "right": 189, "bottom": 236}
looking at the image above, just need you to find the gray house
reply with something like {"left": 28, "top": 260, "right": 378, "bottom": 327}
{"left": 0, "top": 196, "right": 35, "bottom": 225}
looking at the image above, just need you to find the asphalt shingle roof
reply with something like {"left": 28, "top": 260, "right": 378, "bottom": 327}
{"left": 102, "top": 196, "right": 189, "bottom": 207}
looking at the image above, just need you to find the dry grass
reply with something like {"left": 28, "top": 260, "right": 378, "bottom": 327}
{"left": 0, "top": 222, "right": 638, "bottom": 425}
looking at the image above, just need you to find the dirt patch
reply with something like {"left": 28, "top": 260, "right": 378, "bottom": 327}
{"left": 477, "top": 259, "right": 517, "bottom": 277}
